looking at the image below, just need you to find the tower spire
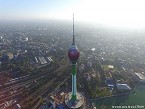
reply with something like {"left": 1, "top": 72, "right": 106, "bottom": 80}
{"left": 72, "top": 13, "right": 75, "bottom": 45}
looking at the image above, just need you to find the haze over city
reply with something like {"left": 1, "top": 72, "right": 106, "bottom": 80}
{"left": 1, "top": 0, "right": 145, "bottom": 29}
{"left": 0, "top": 0, "right": 145, "bottom": 109}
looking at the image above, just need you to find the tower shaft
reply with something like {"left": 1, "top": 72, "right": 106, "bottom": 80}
{"left": 72, "top": 64, "right": 77, "bottom": 100}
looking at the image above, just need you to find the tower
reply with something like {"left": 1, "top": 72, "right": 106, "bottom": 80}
{"left": 65, "top": 14, "right": 84, "bottom": 109}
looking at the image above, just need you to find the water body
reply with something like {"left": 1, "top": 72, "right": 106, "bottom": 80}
{"left": 93, "top": 85, "right": 145, "bottom": 109}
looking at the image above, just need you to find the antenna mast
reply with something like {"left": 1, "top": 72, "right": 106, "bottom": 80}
{"left": 72, "top": 13, "right": 75, "bottom": 45}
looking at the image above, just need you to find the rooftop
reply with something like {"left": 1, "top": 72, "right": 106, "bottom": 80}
{"left": 135, "top": 73, "right": 145, "bottom": 80}
{"left": 116, "top": 84, "right": 131, "bottom": 90}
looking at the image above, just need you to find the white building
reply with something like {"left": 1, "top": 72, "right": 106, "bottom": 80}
{"left": 16, "top": 104, "right": 21, "bottom": 109}
{"left": 116, "top": 84, "right": 131, "bottom": 91}
{"left": 108, "top": 65, "right": 114, "bottom": 69}
{"left": 38, "top": 57, "right": 47, "bottom": 64}
{"left": 135, "top": 73, "right": 145, "bottom": 83}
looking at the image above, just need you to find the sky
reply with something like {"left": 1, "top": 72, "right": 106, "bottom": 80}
{"left": 0, "top": 0, "right": 145, "bottom": 29}
{"left": 0, "top": 0, "right": 78, "bottom": 20}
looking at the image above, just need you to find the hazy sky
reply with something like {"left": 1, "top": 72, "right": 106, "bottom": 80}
{"left": 1, "top": 0, "right": 145, "bottom": 29}
{"left": 0, "top": 0, "right": 78, "bottom": 20}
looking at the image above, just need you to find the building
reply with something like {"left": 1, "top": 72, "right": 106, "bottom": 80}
{"left": 108, "top": 65, "right": 114, "bottom": 70}
{"left": 7, "top": 53, "right": 14, "bottom": 60}
{"left": 116, "top": 84, "right": 131, "bottom": 91}
{"left": 15, "top": 104, "right": 21, "bottom": 109}
{"left": 39, "top": 101, "right": 55, "bottom": 109}
{"left": 38, "top": 57, "right": 47, "bottom": 64}
{"left": 135, "top": 73, "right": 145, "bottom": 83}
{"left": 105, "top": 77, "right": 114, "bottom": 87}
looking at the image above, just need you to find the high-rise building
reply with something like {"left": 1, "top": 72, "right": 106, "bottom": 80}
{"left": 65, "top": 14, "right": 84, "bottom": 109}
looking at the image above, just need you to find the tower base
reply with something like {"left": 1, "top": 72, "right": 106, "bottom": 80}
{"left": 65, "top": 92, "right": 84, "bottom": 109}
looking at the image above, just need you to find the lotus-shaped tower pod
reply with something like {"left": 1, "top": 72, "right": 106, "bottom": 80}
{"left": 68, "top": 45, "right": 79, "bottom": 64}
